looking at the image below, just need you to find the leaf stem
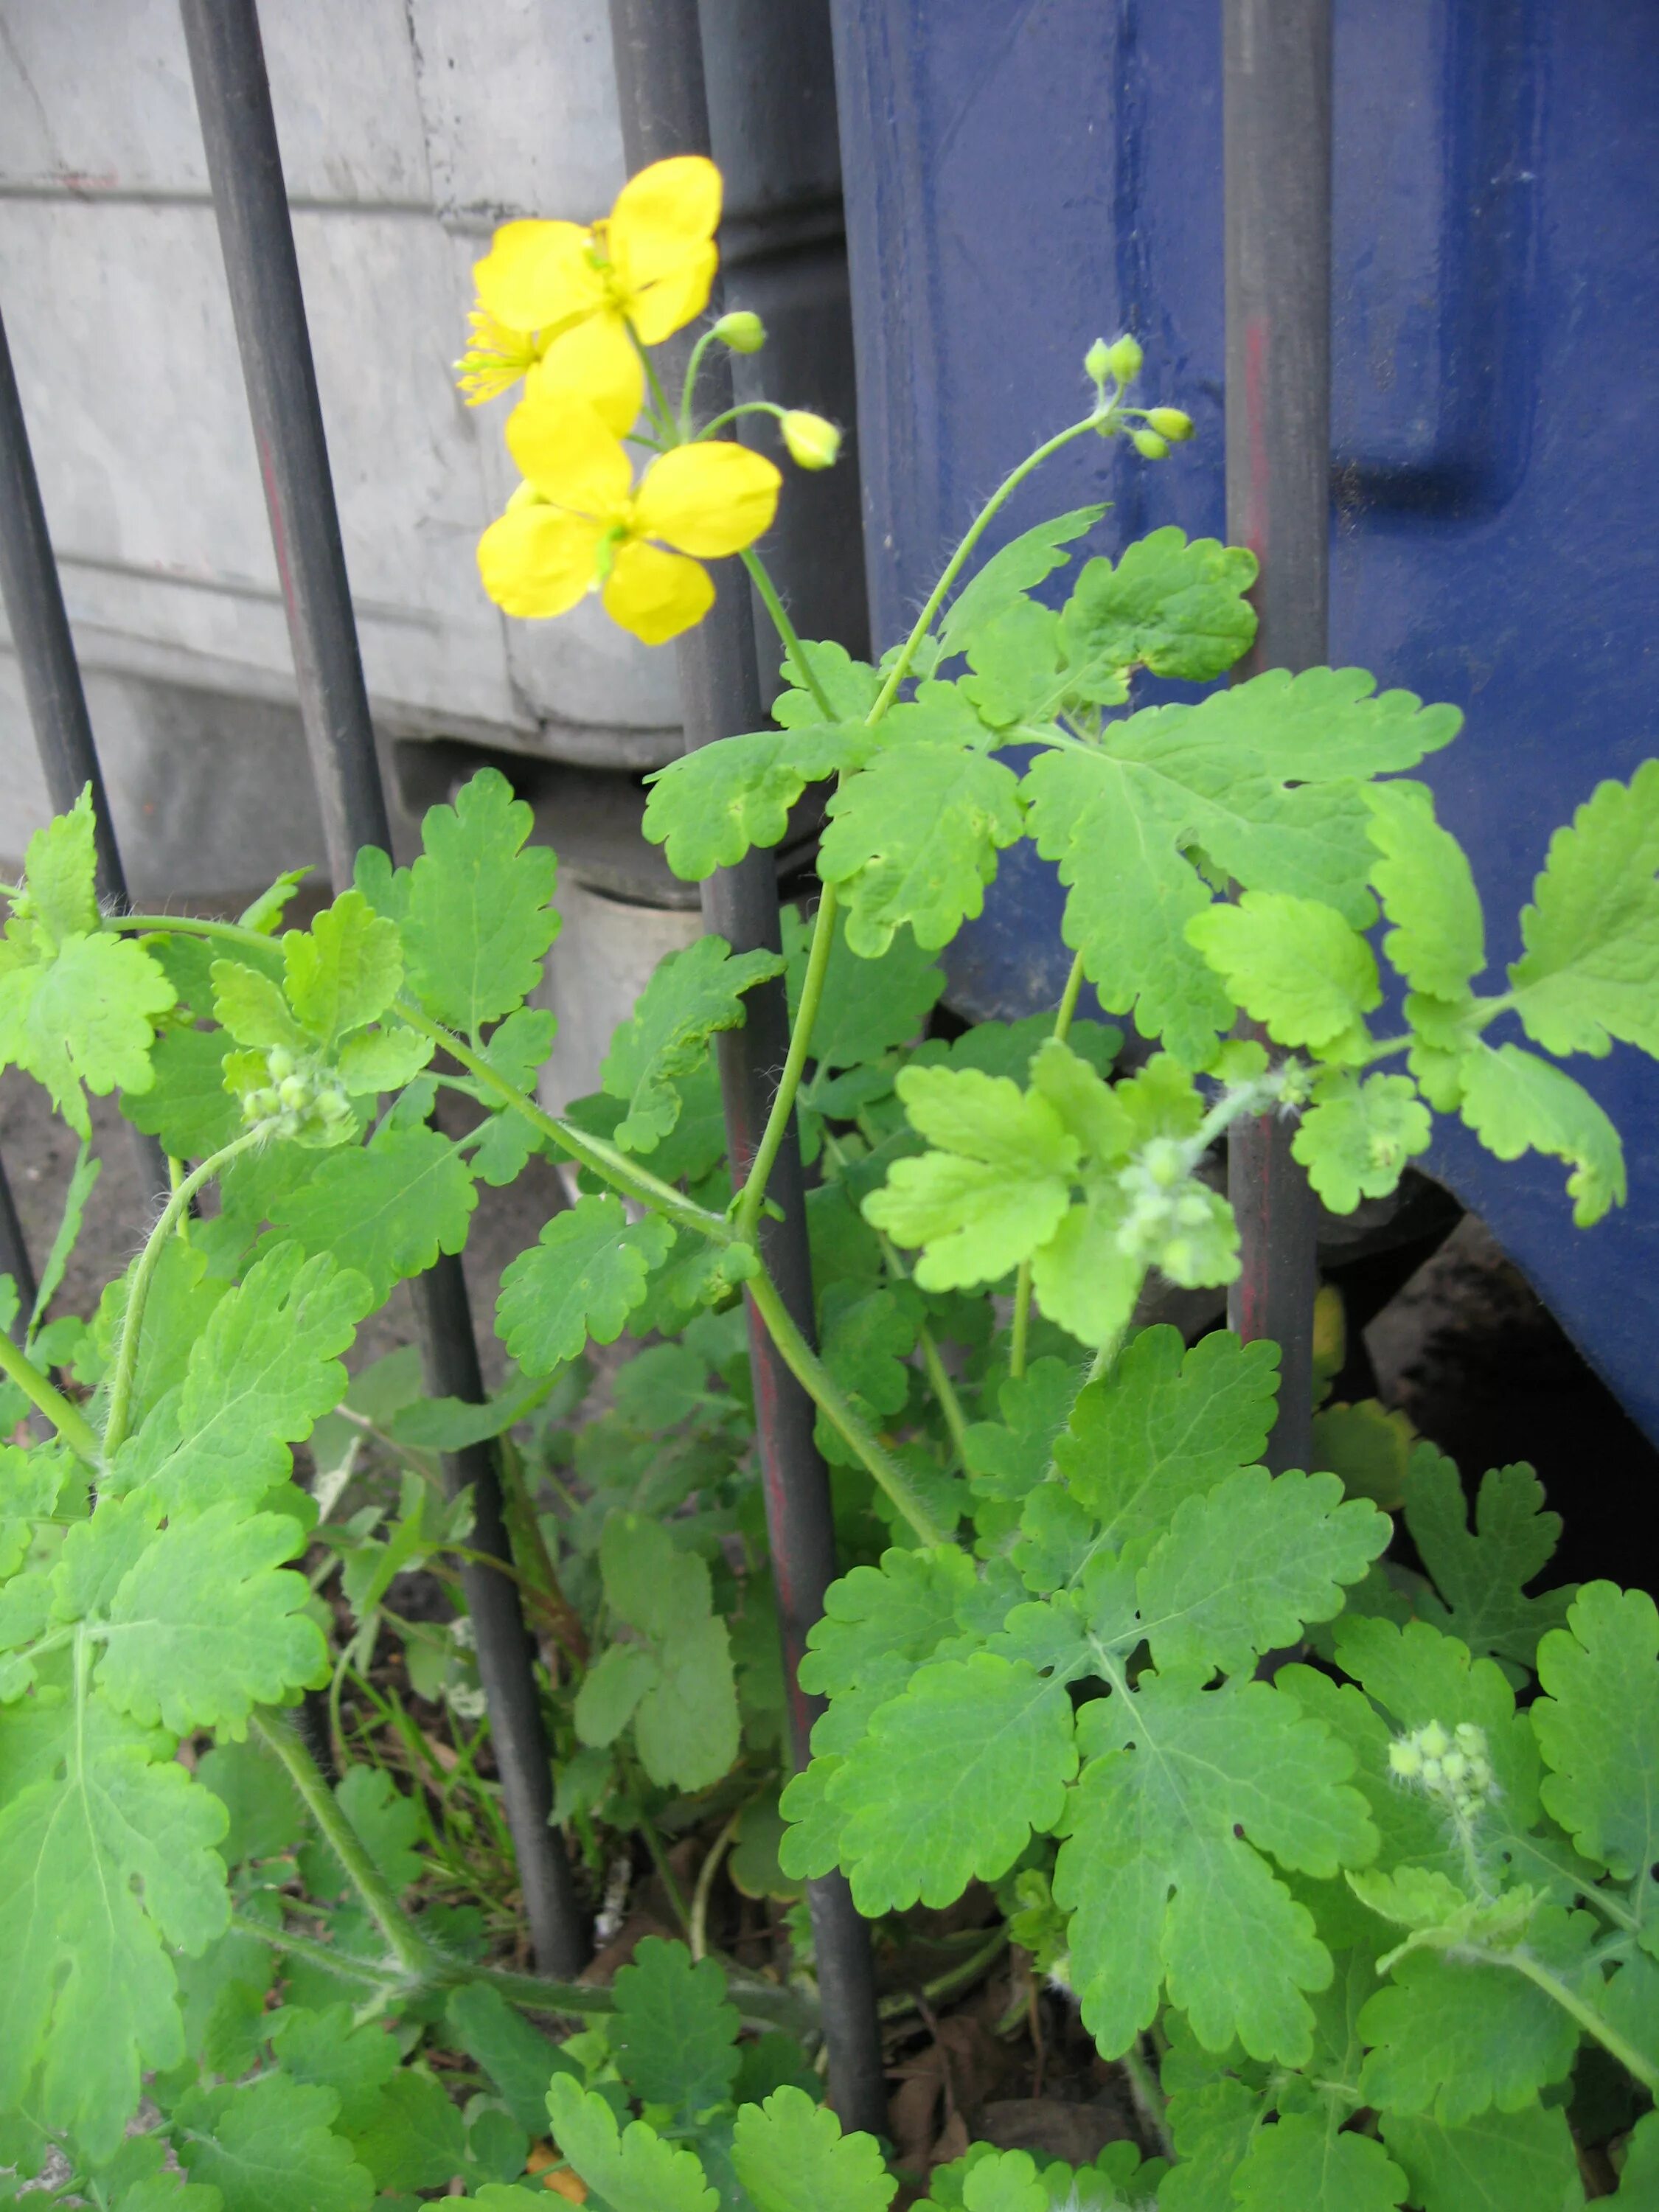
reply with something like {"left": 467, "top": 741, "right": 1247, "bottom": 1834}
{"left": 865, "top": 406, "right": 1118, "bottom": 720}
{"left": 0, "top": 1327, "right": 102, "bottom": 1466}
{"left": 1119, "top": 2034, "right": 1175, "bottom": 2163}
{"left": 689, "top": 1805, "right": 743, "bottom": 1962}
{"left": 102, "top": 1128, "right": 262, "bottom": 1458}
{"left": 1495, "top": 1947, "right": 1659, "bottom": 2098}
{"left": 249, "top": 1706, "right": 435, "bottom": 1979}
{"left": 740, "top": 546, "right": 835, "bottom": 717}
{"left": 733, "top": 882, "right": 840, "bottom": 1245}
{"left": 877, "top": 1924, "right": 1010, "bottom": 2020}
{"left": 745, "top": 1265, "right": 947, "bottom": 1545}
{"left": 235, "top": 1907, "right": 409, "bottom": 1990}
{"left": 1053, "top": 950, "right": 1088, "bottom": 1043}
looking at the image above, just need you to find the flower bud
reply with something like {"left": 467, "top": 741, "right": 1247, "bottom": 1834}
{"left": 1084, "top": 337, "right": 1113, "bottom": 384}
{"left": 781, "top": 410, "right": 841, "bottom": 470}
{"left": 1132, "top": 428, "right": 1171, "bottom": 462}
{"left": 278, "top": 1074, "right": 310, "bottom": 1111}
{"left": 1101, "top": 334, "right": 1144, "bottom": 383}
{"left": 1144, "top": 406, "right": 1194, "bottom": 442}
{"left": 712, "top": 310, "right": 766, "bottom": 354}
{"left": 265, "top": 1046, "right": 295, "bottom": 1082}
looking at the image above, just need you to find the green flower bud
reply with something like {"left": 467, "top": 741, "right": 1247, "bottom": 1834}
{"left": 278, "top": 1074, "right": 310, "bottom": 1111}
{"left": 265, "top": 1046, "right": 295, "bottom": 1082}
{"left": 781, "top": 410, "right": 842, "bottom": 470}
{"left": 317, "top": 1088, "right": 350, "bottom": 1121}
{"left": 1084, "top": 337, "right": 1113, "bottom": 385}
{"left": 246, "top": 1087, "right": 281, "bottom": 1123}
{"left": 1419, "top": 1720, "right": 1451, "bottom": 1760}
{"left": 1144, "top": 406, "right": 1194, "bottom": 442}
{"left": 1388, "top": 1740, "right": 1423, "bottom": 1781}
{"left": 712, "top": 310, "right": 766, "bottom": 354}
{"left": 1101, "top": 334, "right": 1144, "bottom": 383}
{"left": 1132, "top": 428, "right": 1171, "bottom": 462}
{"left": 1142, "top": 1138, "right": 1188, "bottom": 1190}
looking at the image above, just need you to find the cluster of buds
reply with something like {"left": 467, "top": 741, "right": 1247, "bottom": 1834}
{"left": 1084, "top": 332, "right": 1195, "bottom": 457}
{"left": 1388, "top": 1719, "right": 1499, "bottom": 1822}
{"left": 1115, "top": 1138, "right": 1233, "bottom": 1286}
{"left": 240, "top": 1043, "right": 352, "bottom": 1143}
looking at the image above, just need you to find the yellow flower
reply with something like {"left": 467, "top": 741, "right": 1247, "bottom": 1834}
{"left": 477, "top": 393, "right": 781, "bottom": 647}
{"left": 461, "top": 156, "right": 722, "bottom": 434}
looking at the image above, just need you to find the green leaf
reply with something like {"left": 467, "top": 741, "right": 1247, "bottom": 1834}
{"left": 1365, "top": 782, "right": 1486, "bottom": 999}
{"left": 544, "top": 2076, "right": 717, "bottom": 2212}
{"left": 175, "top": 2075, "right": 373, "bottom": 2212}
{"left": 1456, "top": 1040, "right": 1626, "bottom": 1225}
{"left": 211, "top": 959, "right": 305, "bottom": 1051}
{"left": 818, "top": 714, "right": 1026, "bottom": 956}
{"left": 1056, "top": 1326, "right": 1281, "bottom": 1548}
{"left": 964, "top": 1358, "right": 1077, "bottom": 1505}
{"left": 1310, "top": 1399, "right": 1418, "bottom": 1511}
{"left": 782, "top": 903, "right": 944, "bottom": 1071}
{"left": 282, "top": 891, "right": 401, "bottom": 1048}
{"left": 1533, "top": 1582, "right": 1659, "bottom": 1882}
{"left": 130, "top": 1244, "right": 372, "bottom": 1514}
{"left": 1379, "top": 2104, "right": 1585, "bottom": 2212}
{"left": 1161, "top": 2075, "right": 1264, "bottom": 2212}
{"left": 1403, "top": 1451, "right": 1573, "bottom": 1669}
{"left": 816, "top": 1652, "right": 1077, "bottom": 1912}
{"left": 1509, "top": 760, "right": 1659, "bottom": 1057}
{"left": 347, "top": 2066, "right": 467, "bottom": 2193}
{"left": 798, "top": 1545, "right": 978, "bottom": 1699}
{"left": 1292, "top": 1071, "right": 1433, "bottom": 1213}
{"left": 1357, "top": 1930, "right": 1583, "bottom": 2123}
{"left": 936, "top": 505, "right": 1107, "bottom": 656}
{"left": 333, "top": 1763, "right": 425, "bottom": 1892}
{"left": 1054, "top": 1672, "right": 1376, "bottom": 2064}
{"left": 445, "top": 1981, "right": 575, "bottom": 2137}
{"left": 1186, "top": 892, "right": 1380, "bottom": 1055}
{"left": 1232, "top": 2114, "right": 1406, "bottom": 2212}
{"left": 863, "top": 1064, "right": 1079, "bottom": 1287}
{"left": 97, "top": 1500, "right": 324, "bottom": 1735}
{"left": 574, "top": 1641, "right": 659, "bottom": 1747}
{"left": 731, "top": 2084, "right": 897, "bottom": 2212}
{"left": 633, "top": 1612, "right": 740, "bottom": 1792}
{"left": 15, "top": 787, "right": 100, "bottom": 943}
{"left": 196, "top": 1736, "right": 308, "bottom": 1865}
{"left": 498, "top": 1197, "right": 675, "bottom": 1374}
{"left": 612, "top": 1937, "right": 740, "bottom": 2115}
{"left": 335, "top": 1023, "right": 432, "bottom": 1096}
{"left": 592, "top": 1516, "right": 740, "bottom": 1790}
{"left": 125, "top": 1026, "right": 240, "bottom": 1158}
{"left": 602, "top": 933, "right": 783, "bottom": 1151}
{"left": 642, "top": 724, "right": 869, "bottom": 880}
{"left": 1023, "top": 669, "right": 1454, "bottom": 1063}
{"left": 239, "top": 865, "right": 310, "bottom": 935}
{"left": 401, "top": 768, "right": 560, "bottom": 1030}
{"left": 0, "top": 1686, "right": 229, "bottom": 2159}
{"left": 1133, "top": 1468, "right": 1391, "bottom": 1678}
{"left": 816, "top": 1283, "right": 919, "bottom": 1464}
{"left": 775, "top": 639, "right": 881, "bottom": 724}
{"left": 0, "top": 931, "right": 175, "bottom": 1138}
{"left": 1057, "top": 527, "right": 1259, "bottom": 688}
{"left": 269, "top": 1123, "right": 476, "bottom": 1303}
{"left": 268, "top": 2003, "right": 402, "bottom": 2132}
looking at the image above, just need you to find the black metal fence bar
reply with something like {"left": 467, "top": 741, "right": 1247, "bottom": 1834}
{"left": 608, "top": 0, "right": 886, "bottom": 2134}
{"left": 1222, "top": 0, "right": 1333, "bottom": 1471}
{"left": 177, "top": 0, "right": 587, "bottom": 1977}
{"left": 0, "top": 1158, "right": 37, "bottom": 1326}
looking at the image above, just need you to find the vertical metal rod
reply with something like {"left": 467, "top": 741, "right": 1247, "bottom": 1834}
{"left": 0, "top": 301, "right": 171, "bottom": 1207}
{"left": 0, "top": 1158, "right": 38, "bottom": 1324}
{"left": 609, "top": 0, "right": 886, "bottom": 2133}
{"left": 1222, "top": 0, "right": 1332, "bottom": 1472}
{"left": 179, "top": 0, "right": 587, "bottom": 1977}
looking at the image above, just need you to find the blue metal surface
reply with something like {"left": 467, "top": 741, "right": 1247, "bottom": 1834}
{"left": 829, "top": 0, "right": 1659, "bottom": 1433}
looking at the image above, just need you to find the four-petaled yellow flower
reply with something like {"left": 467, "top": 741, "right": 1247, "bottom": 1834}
{"left": 459, "top": 155, "right": 721, "bottom": 434}
{"left": 478, "top": 393, "right": 781, "bottom": 647}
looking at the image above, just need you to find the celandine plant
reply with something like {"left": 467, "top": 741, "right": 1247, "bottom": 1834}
{"left": 2, "top": 152, "right": 1658, "bottom": 2209}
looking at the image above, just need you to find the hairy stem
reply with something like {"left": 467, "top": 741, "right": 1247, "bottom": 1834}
{"left": 250, "top": 1707, "right": 434, "bottom": 1979}
{"left": 740, "top": 546, "right": 835, "bottom": 716}
{"left": 746, "top": 1266, "right": 947, "bottom": 1545}
{"left": 1053, "top": 950, "right": 1088, "bottom": 1043}
{"left": 0, "top": 1327, "right": 102, "bottom": 1466}
{"left": 732, "top": 881, "right": 840, "bottom": 1245}
{"left": 234, "top": 1908, "right": 409, "bottom": 1990}
{"left": 103, "top": 1129, "right": 262, "bottom": 1458}
{"left": 689, "top": 1806, "right": 743, "bottom": 1963}
{"left": 1119, "top": 2035, "right": 1175, "bottom": 2163}
{"left": 1496, "top": 1948, "right": 1659, "bottom": 2098}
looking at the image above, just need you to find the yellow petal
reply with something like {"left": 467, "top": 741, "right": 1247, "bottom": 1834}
{"left": 505, "top": 392, "right": 634, "bottom": 515}
{"left": 608, "top": 156, "right": 723, "bottom": 289}
{"left": 474, "top": 219, "right": 603, "bottom": 334}
{"left": 629, "top": 241, "right": 719, "bottom": 345}
{"left": 602, "top": 540, "right": 714, "bottom": 646}
{"left": 634, "top": 440, "right": 782, "bottom": 558}
{"left": 526, "top": 312, "right": 645, "bottom": 436}
{"left": 477, "top": 504, "right": 604, "bottom": 619}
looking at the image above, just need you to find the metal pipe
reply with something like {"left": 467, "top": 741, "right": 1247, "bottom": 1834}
{"left": 179, "top": 0, "right": 587, "bottom": 1977}
{"left": 609, "top": 0, "right": 887, "bottom": 2133}
{"left": 1222, "top": 0, "right": 1332, "bottom": 1472}
{"left": 0, "top": 1158, "right": 37, "bottom": 1325}
{"left": 0, "top": 300, "right": 171, "bottom": 1208}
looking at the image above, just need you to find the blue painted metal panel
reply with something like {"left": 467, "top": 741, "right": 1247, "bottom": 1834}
{"left": 828, "top": 0, "right": 1659, "bottom": 1432}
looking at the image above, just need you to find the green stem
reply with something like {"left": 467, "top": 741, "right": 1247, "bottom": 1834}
{"left": 866, "top": 407, "right": 1115, "bottom": 720}
{"left": 1496, "top": 1948, "right": 1659, "bottom": 2098}
{"left": 1009, "top": 950, "right": 1090, "bottom": 1372}
{"left": 733, "top": 882, "right": 839, "bottom": 1244}
{"left": 102, "top": 1130, "right": 262, "bottom": 1458}
{"left": 0, "top": 1327, "right": 101, "bottom": 1465}
{"left": 877, "top": 1925, "right": 1009, "bottom": 2020}
{"left": 237, "top": 1909, "right": 408, "bottom": 1990}
{"left": 396, "top": 1002, "right": 730, "bottom": 1241}
{"left": 110, "top": 911, "right": 273, "bottom": 955}
{"left": 917, "top": 1322, "right": 973, "bottom": 1470}
{"left": 690, "top": 1806, "right": 743, "bottom": 1963}
{"left": 250, "top": 1708, "right": 434, "bottom": 1980}
{"left": 747, "top": 1266, "right": 947, "bottom": 1545}
{"left": 740, "top": 546, "right": 835, "bottom": 716}
{"left": 678, "top": 325, "right": 725, "bottom": 436}
{"left": 1119, "top": 2035, "right": 1175, "bottom": 2163}
{"left": 698, "top": 398, "right": 787, "bottom": 440}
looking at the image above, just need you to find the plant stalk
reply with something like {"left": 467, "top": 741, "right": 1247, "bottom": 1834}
{"left": 0, "top": 1327, "right": 102, "bottom": 1465}
{"left": 733, "top": 881, "right": 840, "bottom": 1245}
